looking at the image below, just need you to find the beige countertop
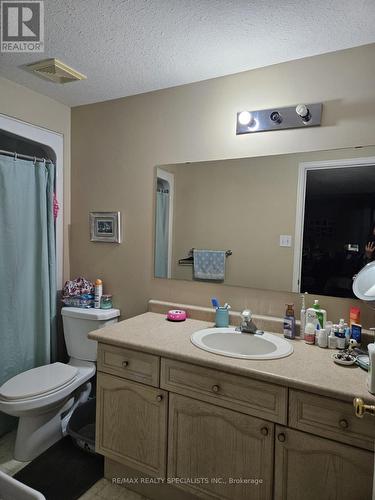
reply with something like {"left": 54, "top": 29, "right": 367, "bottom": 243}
{"left": 89, "top": 312, "right": 375, "bottom": 404}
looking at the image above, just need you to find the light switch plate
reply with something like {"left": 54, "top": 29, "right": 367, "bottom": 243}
{"left": 280, "top": 235, "right": 292, "bottom": 247}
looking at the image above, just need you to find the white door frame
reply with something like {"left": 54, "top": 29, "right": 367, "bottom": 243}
{"left": 292, "top": 155, "right": 375, "bottom": 293}
{"left": 156, "top": 168, "right": 174, "bottom": 278}
{"left": 0, "top": 113, "right": 64, "bottom": 289}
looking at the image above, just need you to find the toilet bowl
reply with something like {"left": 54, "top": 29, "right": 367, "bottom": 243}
{"left": 0, "top": 307, "right": 120, "bottom": 461}
{"left": 0, "top": 360, "right": 95, "bottom": 461}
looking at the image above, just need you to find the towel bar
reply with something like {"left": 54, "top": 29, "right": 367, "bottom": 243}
{"left": 178, "top": 249, "right": 232, "bottom": 266}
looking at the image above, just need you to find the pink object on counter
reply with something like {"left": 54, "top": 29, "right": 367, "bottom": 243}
{"left": 167, "top": 309, "right": 187, "bottom": 322}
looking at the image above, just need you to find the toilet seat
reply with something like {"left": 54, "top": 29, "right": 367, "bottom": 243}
{"left": 0, "top": 363, "right": 78, "bottom": 401}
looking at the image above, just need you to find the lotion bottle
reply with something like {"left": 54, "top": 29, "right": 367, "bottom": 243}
{"left": 304, "top": 312, "right": 316, "bottom": 345}
{"left": 336, "top": 319, "right": 346, "bottom": 350}
{"left": 318, "top": 328, "right": 328, "bottom": 348}
{"left": 328, "top": 329, "right": 337, "bottom": 349}
{"left": 311, "top": 299, "right": 327, "bottom": 328}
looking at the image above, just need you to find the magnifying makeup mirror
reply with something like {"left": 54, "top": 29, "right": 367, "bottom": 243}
{"left": 353, "top": 261, "right": 375, "bottom": 308}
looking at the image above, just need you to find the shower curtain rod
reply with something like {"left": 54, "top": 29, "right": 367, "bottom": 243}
{"left": 0, "top": 148, "right": 53, "bottom": 164}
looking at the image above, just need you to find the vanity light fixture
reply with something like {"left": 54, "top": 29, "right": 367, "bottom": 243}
{"left": 236, "top": 102, "right": 322, "bottom": 135}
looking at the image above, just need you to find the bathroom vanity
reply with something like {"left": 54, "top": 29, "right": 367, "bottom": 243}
{"left": 89, "top": 304, "right": 375, "bottom": 500}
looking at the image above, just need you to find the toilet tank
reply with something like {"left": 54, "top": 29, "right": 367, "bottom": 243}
{"left": 61, "top": 307, "right": 120, "bottom": 361}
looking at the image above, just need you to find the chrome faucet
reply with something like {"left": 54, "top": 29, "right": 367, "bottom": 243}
{"left": 238, "top": 309, "right": 263, "bottom": 334}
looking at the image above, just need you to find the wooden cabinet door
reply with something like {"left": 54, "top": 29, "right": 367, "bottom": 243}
{"left": 168, "top": 393, "right": 274, "bottom": 500}
{"left": 274, "top": 426, "right": 374, "bottom": 500}
{"left": 96, "top": 372, "right": 168, "bottom": 477}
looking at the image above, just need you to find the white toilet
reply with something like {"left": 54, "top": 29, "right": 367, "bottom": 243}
{"left": 0, "top": 307, "right": 120, "bottom": 462}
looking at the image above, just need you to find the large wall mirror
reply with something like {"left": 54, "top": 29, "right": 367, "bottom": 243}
{"left": 154, "top": 146, "right": 375, "bottom": 298}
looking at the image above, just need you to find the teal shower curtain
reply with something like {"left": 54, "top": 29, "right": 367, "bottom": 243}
{"left": 0, "top": 155, "right": 56, "bottom": 436}
{"left": 155, "top": 191, "right": 169, "bottom": 278}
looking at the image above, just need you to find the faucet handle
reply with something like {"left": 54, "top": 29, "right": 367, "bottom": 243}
{"left": 241, "top": 309, "right": 252, "bottom": 321}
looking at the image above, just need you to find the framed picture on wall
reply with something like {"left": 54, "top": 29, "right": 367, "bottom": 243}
{"left": 90, "top": 212, "right": 121, "bottom": 243}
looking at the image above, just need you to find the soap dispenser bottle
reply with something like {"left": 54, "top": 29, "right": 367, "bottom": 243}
{"left": 283, "top": 304, "right": 296, "bottom": 339}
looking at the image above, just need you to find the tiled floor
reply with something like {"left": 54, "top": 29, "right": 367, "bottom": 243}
{"left": 81, "top": 479, "right": 147, "bottom": 500}
{"left": 0, "top": 430, "right": 28, "bottom": 476}
{"left": 0, "top": 431, "right": 148, "bottom": 500}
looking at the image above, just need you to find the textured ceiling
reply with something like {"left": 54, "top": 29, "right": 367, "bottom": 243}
{"left": 1, "top": 0, "right": 375, "bottom": 107}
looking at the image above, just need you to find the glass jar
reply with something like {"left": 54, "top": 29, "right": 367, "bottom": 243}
{"left": 100, "top": 294, "right": 113, "bottom": 309}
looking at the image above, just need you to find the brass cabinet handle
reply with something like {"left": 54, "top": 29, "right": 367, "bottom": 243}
{"left": 277, "top": 433, "right": 286, "bottom": 442}
{"left": 156, "top": 395, "right": 163, "bottom": 402}
{"left": 211, "top": 384, "right": 220, "bottom": 393}
{"left": 122, "top": 361, "right": 129, "bottom": 368}
{"left": 339, "top": 419, "right": 349, "bottom": 429}
{"left": 260, "top": 426, "right": 269, "bottom": 436}
{"left": 353, "top": 397, "right": 375, "bottom": 418}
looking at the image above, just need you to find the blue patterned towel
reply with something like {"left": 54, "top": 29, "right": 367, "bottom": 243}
{"left": 193, "top": 249, "right": 226, "bottom": 281}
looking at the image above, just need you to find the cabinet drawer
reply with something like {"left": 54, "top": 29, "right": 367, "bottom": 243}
{"left": 289, "top": 389, "right": 375, "bottom": 451}
{"left": 98, "top": 343, "right": 160, "bottom": 387}
{"left": 161, "top": 358, "right": 287, "bottom": 424}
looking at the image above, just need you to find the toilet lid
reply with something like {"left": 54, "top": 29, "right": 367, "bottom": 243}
{"left": 0, "top": 363, "right": 78, "bottom": 400}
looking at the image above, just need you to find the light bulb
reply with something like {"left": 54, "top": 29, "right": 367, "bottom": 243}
{"left": 238, "top": 111, "right": 253, "bottom": 126}
{"left": 296, "top": 104, "right": 310, "bottom": 121}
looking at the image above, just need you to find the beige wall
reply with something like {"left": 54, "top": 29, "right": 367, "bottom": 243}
{"left": 71, "top": 43, "right": 375, "bottom": 327}
{"left": 167, "top": 156, "right": 297, "bottom": 290}
{"left": 166, "top": 146, "right": 375, "bottom": 291}
{"left": 0, "top": 76, "right": 71, "bottom": 282}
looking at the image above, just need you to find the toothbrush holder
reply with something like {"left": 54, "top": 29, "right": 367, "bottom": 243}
{"left": 215, "top": 307, "right": 229, "bottom": 328}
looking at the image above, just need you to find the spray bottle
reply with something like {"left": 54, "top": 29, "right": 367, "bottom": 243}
{"left": 94, "top": 279, "right": 103, "bottom": 309}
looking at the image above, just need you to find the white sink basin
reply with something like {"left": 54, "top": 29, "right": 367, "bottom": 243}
{"left": 191, "top": 327, "right": 293, "bottom": 360}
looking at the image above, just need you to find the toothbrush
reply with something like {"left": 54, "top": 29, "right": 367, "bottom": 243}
{"left": 211, "top": 297, "right": 220, "bottom": 309}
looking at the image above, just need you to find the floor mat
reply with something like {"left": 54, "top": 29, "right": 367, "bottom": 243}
{"left": 13, "top": 437, "right": 103, "bottom": 500}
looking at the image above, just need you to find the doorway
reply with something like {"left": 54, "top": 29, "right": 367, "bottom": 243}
{"left": 155, "top": 168, "right": 174, "bottom": 279}
{"left": 293, "top": 156, "right": 375, "bottom": 296}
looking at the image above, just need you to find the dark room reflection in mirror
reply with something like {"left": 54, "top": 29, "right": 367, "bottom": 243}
{"left": 301, "top": 165, "right": 375, "bottom": 298}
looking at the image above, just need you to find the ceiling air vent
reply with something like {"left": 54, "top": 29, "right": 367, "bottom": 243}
{"left": 26, "top": 58, "right": 86, "bottom": 84}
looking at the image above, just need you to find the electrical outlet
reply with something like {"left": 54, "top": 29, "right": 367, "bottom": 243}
{"left": 280, "top": 235, "right": 292, "bottom": 247}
